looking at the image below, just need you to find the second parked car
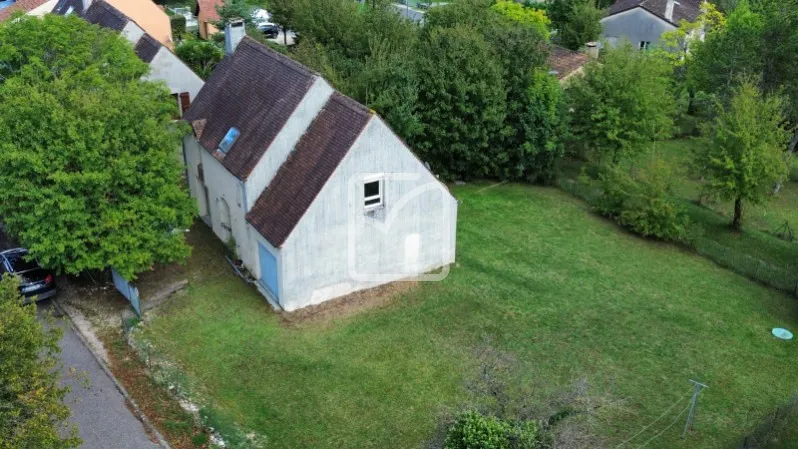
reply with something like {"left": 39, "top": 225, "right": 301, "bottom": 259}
{"left": 0, "top": 248, "right": 56, "bottom": 302}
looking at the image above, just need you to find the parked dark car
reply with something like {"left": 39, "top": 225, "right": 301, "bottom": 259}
{"left": 0, "top": 248, "right": 56, "bottom": 302}
{"left": 259, "top": 23, "right": 280, "bottom": 39}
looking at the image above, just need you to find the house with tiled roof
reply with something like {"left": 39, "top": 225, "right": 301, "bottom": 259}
{"left": 601, "top": 0, "right": 702, "bottom": 49}
{"left": 548, "top": 45, "right": 593, "bottom": 84}
{"left": 183, "top": 25, "right": 457, "bottom": 311}
{"left": 0, "top": 0, "right": 59, "bottom": 22}
{"left": 52, "top": 0, "right": 173, "bottom": 47}
{"left": 52, "top": 0, "right": 204, "bottom": 115}
{"left": 194, "top": 0, "right": 222, "bottom": 39}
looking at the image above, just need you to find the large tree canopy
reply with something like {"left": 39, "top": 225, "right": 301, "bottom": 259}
{"left": 0, "top": 15, "right": 195, "bottom": 279}
{"left": 567, "top": 42, "right": 676, "bottom": 163}
{"left": 697, "top": 80, "right": 789, "bottom": 229}
{"left": 0, "top": 277, "right": 79, "bottom": 449}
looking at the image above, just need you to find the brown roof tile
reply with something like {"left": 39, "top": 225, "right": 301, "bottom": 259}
{"left": 82, "top": 0, "right": 128, "bottom": 31}
{"left": 607, "top": 0, "right": 701, "bottom": 25}
{"left": 195, "top": 0, "right": 222, "bottom": 21}
{"left": 134, "top": 33, "right": 162, "bottom": 63}
{"left": 183, "top": 37, "right": 316, "bottom": 180}
{"left": 0, "top": 0, "right": 52, "bottom": 21}
{"left": 246, "top": 93, "right": 372, "bottom": 247}
{"left": 547, "top": 45, "right": 590, "bottom": 80}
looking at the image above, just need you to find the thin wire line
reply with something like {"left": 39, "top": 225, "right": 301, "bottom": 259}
{"left": 615, "top": 389, "right": 693, "bottom": 448}
{"left": 634, "top": 403, "right": 692, "bottom": 449}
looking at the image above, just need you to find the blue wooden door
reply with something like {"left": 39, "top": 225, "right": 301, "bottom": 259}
{"left": 258, "top": 243, "right": 279, "bottom": 299}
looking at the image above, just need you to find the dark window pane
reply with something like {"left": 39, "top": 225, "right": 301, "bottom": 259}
{"left": 365, "top": 197, "right": 381, "bottom": 206}
{"left": 364, "top": 180, "right": 380, "bottom": 198}
{"left": 5, "top": 253, "right": 38, "bottom": 272}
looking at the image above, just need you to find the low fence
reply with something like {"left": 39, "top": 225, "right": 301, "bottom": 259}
{"left": 739, "top": 396, "right": 798, "bottom": 449}
{"left": 112, "top": 268, "right": 141, "bottom": 316}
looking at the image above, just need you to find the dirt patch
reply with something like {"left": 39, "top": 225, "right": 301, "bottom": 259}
{"left": 56, "top": 275, "right": 131, "bottom": 332}
{"left": 279, "top": 281, "right": 418, "bottom": 328}
{"left": 101, "top": 330, "right": 209, "bottom": 449}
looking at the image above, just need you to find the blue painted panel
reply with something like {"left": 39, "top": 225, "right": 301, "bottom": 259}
{"left": 258, "top": 243, "right": 279, "bottom": 299}
{"left": 112, "top": 268, "right": 141, "bottom": 316}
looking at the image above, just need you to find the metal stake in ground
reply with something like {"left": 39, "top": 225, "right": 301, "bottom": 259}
{"left": 682, "top": 380, "right": 709, "bottom": 439}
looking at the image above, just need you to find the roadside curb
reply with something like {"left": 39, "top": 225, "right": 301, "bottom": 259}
{"left": 52, "top": 298, "right": 172, "bottom": 449}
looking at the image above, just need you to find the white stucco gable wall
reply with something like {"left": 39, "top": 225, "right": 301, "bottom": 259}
{"left": 273, "top": 117, "right": 458, "bottom": 311}
{"left": 600, "top": 7, "right": 676, "bottom": 48}
{"left": 244, "top": 77, "right": 334, "bottom": 211}
{"left": 121, "top": 21, "right": 145, "bottom": 45}
{"left": 183, "top": 136, "right": 256, "bottom": 270}
{"left": 147, "top": 47, "right": 204, "bottom": 100}
{"left": 27, "top": 0, "right": 59, "bottom": 16}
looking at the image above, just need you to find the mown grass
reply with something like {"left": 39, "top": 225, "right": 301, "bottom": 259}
{"left": 143, "top": 185, "right": 798, "bottom": 449}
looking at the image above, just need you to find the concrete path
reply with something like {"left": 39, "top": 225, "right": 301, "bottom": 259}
{"left": 38, "top": 300, "right": 160, "bottom": 449}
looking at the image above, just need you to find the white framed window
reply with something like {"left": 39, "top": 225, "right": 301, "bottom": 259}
{"left": 364, "top": 177, "right": 383, "bottom": 209}
{"left": 639, "top": 41, "right": 651, "bottom": 51}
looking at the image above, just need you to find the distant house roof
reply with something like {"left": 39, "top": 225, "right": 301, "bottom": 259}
{"left": 195, "top": 0, "right": 222, "bottom": 22}
{"left": 83, "top": 0, "right": 127, "bottom": 31}
{"left": 134, "top": 33, "right": 162, "bottom": 63}
{"left": 247, "top": 93, "right": 372, "bottom": 248}
{"left": 0, "top": 0, "right": 53, "bottom": 21}
{"left": 606, "top": 0, "right": 702, "bottom": 25}
{"left": 547, "top": 45, "right": 591, "bottom": 81}
{"left": 183, "top": 37, "right": 317, "bottom": 180}
{"left": 51, "top": 0, "right": 83, "bottom": 16}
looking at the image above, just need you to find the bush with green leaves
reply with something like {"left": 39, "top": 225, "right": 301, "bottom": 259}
{"left": 176, "top": 38, "right": 224, "bottom": 79}
{"left": 591, "top": 157, "right": 691, "bottom": 242}
{"left": 0, "top": 276, "right": 79, "bottom": 449}
{"left": 170, "top": 14, "right": 187, "bottom": 37}
{"left": 567, "top": 41, "right": 676, "bottom": 164}
{"left": 443, "top": 411, "right": 547, "bottom": 449}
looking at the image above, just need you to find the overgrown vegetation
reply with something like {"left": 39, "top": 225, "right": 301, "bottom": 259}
{"left": 0, "top": 15, "right": 196, "bottom": 279}
{"left": 0, "top": 277, "right": 79, "bottom": 449}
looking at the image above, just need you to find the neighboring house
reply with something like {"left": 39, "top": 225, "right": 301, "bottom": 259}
{"left": 53, "top": 0, "right": 204, "bottom": 114}
{"left": 183, "top": 25, "right": 458, "bottom": 311}
{"left": 548, "top": 45, "right": 592, "bottom": 84}
{"left": 601, "top": 0, "right": 701, "bottom": 49}
{"left": 0, "top": 0, "right": 60, "bottom": 21}
{"left": 52, "top": 0, "right": 173, "bottom": 47}
{"left": 194, "top": 0, "right": 222, "bottom": 39}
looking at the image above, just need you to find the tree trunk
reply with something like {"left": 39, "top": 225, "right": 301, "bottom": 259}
{"left": 283, "top": 27, "right": 287, "bottom": 46}
{"left": 687, "top": 88, "right": 696, "bottom": 115}
{"left": 732, "top": 197, "right": 743, "bottom": 230}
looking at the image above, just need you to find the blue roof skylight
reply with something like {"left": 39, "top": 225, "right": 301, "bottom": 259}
{"left": 218, "top": 127, "right": 240, "bottom": 154}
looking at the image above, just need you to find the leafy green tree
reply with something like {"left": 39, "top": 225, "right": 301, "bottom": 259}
{"left": 697, "top": 80, "right": 789, "bottom": 229}
{"left": 0, "top": 277, "right": 79, "bottom": 449}
{"left": 558, "top": 1, "right": 603, "bottom": 50}
{"left": 413, "top": 26, "right": 507, "bottom": 180}
{"left": 214, "top": 0, "right": 255, "bottom": 27}
{"left": 688, "top": 0, "right": 763, "bottom": 102}
{"left": 175, "top": 39, "right": 224, "bottom": 79}
{"left": 0, "top": 15, "right": 195, "bottom": 279}
{"left": 266, "top": 0, "right": 296, "bottom": 45}
{"left": 548, "top": 0, "right": 603, "bottom": 50}
{"left": 567, "top": 41, "right": 676, "bottom": 163}
{"left": 490, "top": 0, "right": 550, "bottom": 36}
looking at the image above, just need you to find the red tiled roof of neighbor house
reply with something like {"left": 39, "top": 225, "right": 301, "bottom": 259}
{"left": 195, "top": 0, "right": 222, "bottom": 22}
{"left": 246, "top": 93, "right": 372, "bottom": 248}
{"left": 0, "top": 0, "right": 52, "bottom": 21}
{"left": 547, "top": 45, "right": 591, "bottom": 80}
{"left": 183, "top": 37, "right": 316, "bottom": 180}
{"left": 607, "top": 0, "right": 702, "bottom": 25}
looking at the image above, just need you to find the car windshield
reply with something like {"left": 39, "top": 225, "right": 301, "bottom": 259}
{"left": 5, "top": 252, "right": 39, "bottom": 272}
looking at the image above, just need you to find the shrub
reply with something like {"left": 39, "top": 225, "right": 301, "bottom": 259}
{"left": 444, "top": 411, "right": 512, "bottom": 449}
{"left": 591, "top": 157, "right": 691, "bottom": 243}
{"left": 170, "top": 14, "right": 187, "bottom": 37}
{"left": 443, "top": 411, "right": 549, "bottom": 449}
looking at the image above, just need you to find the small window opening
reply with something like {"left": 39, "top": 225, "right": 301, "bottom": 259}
{"left": 364, "top": 178, "right": 383, "bottom": 208}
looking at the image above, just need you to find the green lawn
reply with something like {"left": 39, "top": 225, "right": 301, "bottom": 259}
{"left": 142, "top": 184, "right": 798, "bottom": 449}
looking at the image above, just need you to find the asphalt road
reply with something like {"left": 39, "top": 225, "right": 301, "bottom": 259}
{"left": 38, "top": 300, "right": 160, "bottom": 449}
